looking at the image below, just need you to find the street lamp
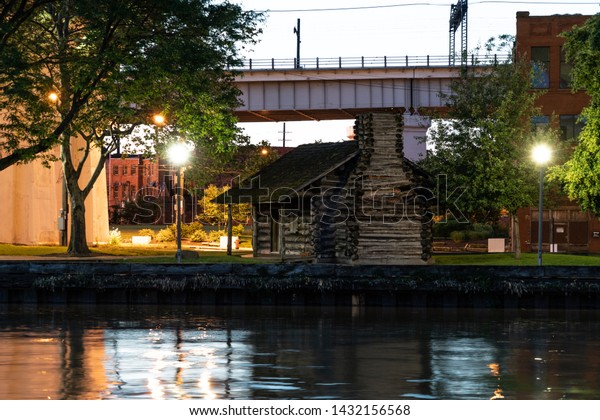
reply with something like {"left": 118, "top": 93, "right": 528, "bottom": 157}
{"left": 152, "top": 113, "right": 166, "bottom": 126}
{"left": 532, "top": 144, "right": 552, "bottom": 267}
{"left": 167, "top": 142, "right": 190, "bottom": 263}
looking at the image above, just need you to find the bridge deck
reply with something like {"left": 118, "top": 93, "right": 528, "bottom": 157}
{"left": 233, "top": 54, "right": 509, "bottom": 122}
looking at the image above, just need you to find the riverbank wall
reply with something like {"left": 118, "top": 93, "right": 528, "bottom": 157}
{"left": 1, "top": 261, "right": 600, "bottom": 308}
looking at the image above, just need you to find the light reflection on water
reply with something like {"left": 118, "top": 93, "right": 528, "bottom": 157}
{"left": 1, "top": 305, "right": 600, "bottom": 400}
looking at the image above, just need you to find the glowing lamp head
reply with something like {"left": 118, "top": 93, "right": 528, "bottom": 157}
{"left": 167, "top": 142, "right": 190, "bottom": 167}
{"left": 260, "top": 148, "right": 268, "bottom": 156}
{"left": 532, "top": 144, "right": 552, "bottom": 166}
{"left": 152, "top": 114, "right": 166, "bottom": 126}
{"left": 48, "top": 92, "right": 59, "bottom": 102}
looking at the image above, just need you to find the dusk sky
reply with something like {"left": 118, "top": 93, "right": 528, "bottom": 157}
{"left": 235, "top": 0, "right": 600, "bottom": 145}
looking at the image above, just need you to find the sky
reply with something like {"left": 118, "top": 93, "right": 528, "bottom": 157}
{"left": 233, "top": 0, "right": 600, "bottom": 146}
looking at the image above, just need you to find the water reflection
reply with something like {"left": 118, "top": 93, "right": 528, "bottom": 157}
{"left": 1, "top": 305, "right": 600, "bottom": 400}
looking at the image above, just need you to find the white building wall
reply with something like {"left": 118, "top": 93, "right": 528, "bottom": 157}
{"left": 0, "top": 144, "right": 109, "bottom": 245}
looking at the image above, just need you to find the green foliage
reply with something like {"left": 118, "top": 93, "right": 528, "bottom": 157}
{"left": 137, "top": 229, "right": 155, "bottom": 238}
{"left": 208, "top": 229, "right": 226, "bottom": 243}
{"left": 550, "top": 16, "right": 600, "bottom": 216}
{"left": 450, "top": 230, "right": 466, "bottom": 243}
{"left": 189, "top": 229, "right": 209, "bottom": 243}
{"left": 423, "top": 39, "right": 560, "bottom": 237}
{"left": 108, "top": 228, "right": 122, "bottom": 245}
{"left": 433, "top": 219, "right": 469, "bottom": 237}
{"left": 0, "top": 0, "right": 263, "bottom": 255}
{"left": 435, "top": 219, "right": 503, "bottom": 240}
{"left": 184, "top": 138, "right": 279, "bottom": 188}
{"left": 196, "top": 184, "right": 252, "bottom": 226}
{"left": 0, "top": 1, "right": 263, "bottom": 170}
{"left": 181, "top": 221, "right": 204, "bottom": 239}
{"left": 156, "top": 228, "right": 176, "bottom": 243}
{"left": 232, "top": 224, "right": 245, "bottom": 236}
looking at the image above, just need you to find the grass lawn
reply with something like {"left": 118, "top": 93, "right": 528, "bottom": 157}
{"left": 2, "top": 243, "right": 600, "bottom": 265}
{"left": 434, "top": 252, "right": 600, "bottom": 266}
{"left": 0, "top": 243, "right": 258, "bottom": 263}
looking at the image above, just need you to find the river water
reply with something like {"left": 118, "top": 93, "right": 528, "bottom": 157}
{"left": 0, "top": 304, "right": 599, "bottom": 400}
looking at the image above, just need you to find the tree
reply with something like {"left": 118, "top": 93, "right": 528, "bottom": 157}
{"left": 548, "top": 14, "right": 600, "bottom": 216}
{"left": 0, "top": 0, "right": 82, "bottom": 169}
{"left": 2, "top": 0, "right": 263, "bottom": 255}
{"left": 424, "top": 37, "right": 559, "bottom": 257}
{"left": 185, "top": 138, "right": 279, "bottom": 188}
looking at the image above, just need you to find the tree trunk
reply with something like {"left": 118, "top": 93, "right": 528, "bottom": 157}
{"left": 513, "top": 212, "right": 521, "bottom": 259}
{"left": 67, "top": 186, "right": 91, "bottom": 256}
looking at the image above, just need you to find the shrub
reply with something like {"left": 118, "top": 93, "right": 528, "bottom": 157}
{"left": 156, "top": 227, "right": 175, "bottom": 242}
{"left": 450, "top": 230, "right": 465, "bottom": 243}
{"left": 433, "top": 219, "right": 469, "bottom": 238}
{"left": 108, "top": 228, "right": 122, "bottom": 245}
{"left": 189, "top": 229, "right": 209, "bottom": 242}
{"left": 232, "top": 224, "right": 245, "bottom": 236}
{"left": 182, "top": 221, "right": 203, "bottom": 239}
{"left": 208, "top": 229, "right": 226, "bottom": 242}
{"left": 137, "top": 228, "right": 155, "bottom": 238}
{"left": 465, "top": 230, "right": 486, "bottom": 240}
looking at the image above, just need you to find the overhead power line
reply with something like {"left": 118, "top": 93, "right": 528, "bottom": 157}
{"left": 260, "top": 1, "right": 599, "bottom": 13}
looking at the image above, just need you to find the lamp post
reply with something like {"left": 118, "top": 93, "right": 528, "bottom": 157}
{"left": 167, "top": 142, "right": 190, "bottom": 263}
{"left": 49, "top": 91, "right": 69, "bottom": 247}
{"left": 152, "top": 114, "right": 166, "bottom": 222}
{"left": 532, "top": 144, "right": 552, "bottom": 267}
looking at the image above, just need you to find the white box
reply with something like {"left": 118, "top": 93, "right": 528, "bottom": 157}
{"left": 487, "top": 238, "right": 505, "bottom": 253}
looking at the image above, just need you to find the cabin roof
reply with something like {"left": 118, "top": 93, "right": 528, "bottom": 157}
{"left": 215, "top": 140, "right": 429, "bottom": 204}
{"left": 216, "top": 141, "right": 359, "bottom": 204}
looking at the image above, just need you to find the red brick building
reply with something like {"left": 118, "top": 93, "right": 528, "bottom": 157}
{"left": 105, "top": 155, "right": 186, "bottom": 224}
{"left": 515, "top": 12, "right": 600, "bottom": 253}
{"left": 106, "top": 155, "right": 159, "bottom": 208}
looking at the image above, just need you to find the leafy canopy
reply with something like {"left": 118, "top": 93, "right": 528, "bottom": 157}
{"left": 424, "top": 37, "right": 559, "bottom": 223}
{"left": 549, "top": 14, "right": 600, "bottom": 216}
{"left": 0, "top": 0, "right": 263, "bottom": 170}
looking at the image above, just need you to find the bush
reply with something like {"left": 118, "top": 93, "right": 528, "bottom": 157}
{"left": 156, "top": 227, "right": 175, "bottom": 242}
{"left": 208, "top": 229, "right": 226, "bottom": 242}
{"left": 108, "top": 228, "right": 122, "bottom": 245}
{"left": 182, "top": 221, "right": 203, "bottom": 239}
{"left": 189, "top": 229, "right": 208, "bottom": 242}
{"left": 450, "top": 230, "right": 465, "bottom": 243}
{"left": 433, "top": 219, "right": 469, "bottom": 238}
{"left": 232, "top": 224, "right": 245, "bottom": 236}
{"left": 137, "top": 228, "right": 155, "bottom": 238}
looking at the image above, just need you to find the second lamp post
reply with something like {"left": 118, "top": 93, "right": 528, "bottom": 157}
{"left": 532, "top": 144, "right": 552, "bottom": 267}
{"left": 167, "top": 142, "right": 190, "bottom": 263}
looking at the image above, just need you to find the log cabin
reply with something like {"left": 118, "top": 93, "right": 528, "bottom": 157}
{"left": 220, "top": 113, "right": 433, "bottom": 264}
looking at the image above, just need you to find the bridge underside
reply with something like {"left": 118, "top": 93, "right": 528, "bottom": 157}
{"left": 234, "top": 68, "right": 456, "bottom": 123}
{"left": 235, "top": 107, "right": 424, "bottom": 122}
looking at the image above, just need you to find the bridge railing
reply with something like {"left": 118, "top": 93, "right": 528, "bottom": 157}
{"left": 236, "top": 54, "right": 513, "bottom": 71}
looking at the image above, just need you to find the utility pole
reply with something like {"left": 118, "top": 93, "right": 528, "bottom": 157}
{"left": 278, "top": 122, "right": 292, "bottom": 148}
{"left": 294, "top": 18, "right": 301, "bottom": 69}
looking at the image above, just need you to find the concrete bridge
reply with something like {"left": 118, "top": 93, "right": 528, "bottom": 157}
{"left": 233, "top": 54, "right": 509, "bottom": 122}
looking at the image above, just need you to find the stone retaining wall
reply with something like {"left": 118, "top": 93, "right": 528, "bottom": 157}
{"left": 1, "top": 261, "right": 600, "bottom": 308}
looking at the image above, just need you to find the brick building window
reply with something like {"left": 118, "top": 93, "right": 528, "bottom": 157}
{"left": 560, "top": 47, "right": 573, "bottom": 89}
{"left": 531, "top": 115, "right": 549, "bottom": 130}
{"left": 560, "top": 114, "right": 584, "bottom": 141}
{"left": 113, "top": 183, "right": 119, "bottom": 200}
{"left": 131, "top": 164, "right": 137, "bottom": 175}
{"left": 123, "top": 165, "right": 128, "bottom": 175}
{"left": 112, "top": 165, "right": 118, "bottom": 175}
{"left": 124, "top": 182, "right": 131, "bottom": 201}
{"left": 531, "top": 46, "right": 550, "bottom": 89}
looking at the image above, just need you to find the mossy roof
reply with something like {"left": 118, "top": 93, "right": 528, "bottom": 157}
{"left": 215, "top": 140, "right": 430, "bottom": 205}
{"left": 216, "top": 141, "right": 360, "bottom": 204}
